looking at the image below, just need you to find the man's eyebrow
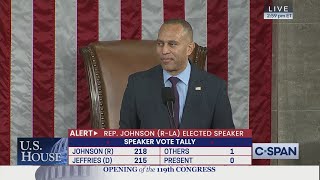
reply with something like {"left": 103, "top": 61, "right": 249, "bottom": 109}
{"left": 168, "top": 40, "right": 178, "bottom": 44}
{"left": 156, "top": 40, "right": 178, "bottom": 44}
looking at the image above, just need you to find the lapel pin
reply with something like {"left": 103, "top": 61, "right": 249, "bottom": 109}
{"left": 195, "top": 87, "right": 202, "bottom": 91}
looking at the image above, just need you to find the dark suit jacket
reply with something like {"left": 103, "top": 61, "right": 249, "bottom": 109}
{"left": 119, "top": 63, "right": 234, "bottom": 129}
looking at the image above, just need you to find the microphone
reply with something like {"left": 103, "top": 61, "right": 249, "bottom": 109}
{"left": 162, "top": 87, "right": 175, "bottom": 128}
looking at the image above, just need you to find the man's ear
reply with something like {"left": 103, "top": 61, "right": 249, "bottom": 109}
{"left": 187, "top": 42, "right": 195, "bottom": 56}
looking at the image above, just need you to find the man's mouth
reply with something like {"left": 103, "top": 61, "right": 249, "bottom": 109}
{"left": 161, "top": 58, "right": 173, "bottom": 63}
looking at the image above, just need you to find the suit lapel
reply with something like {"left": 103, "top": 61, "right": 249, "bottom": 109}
{"left": 180, "top": 64, "right": 204, "bottom": 127}
{"left": 149, "top": 65, "right": 172, "bottom": 127}
{"left": 149, "top": 64, "right": 204, "bottom": 128}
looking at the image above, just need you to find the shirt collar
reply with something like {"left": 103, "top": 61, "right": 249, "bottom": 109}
{"left": 163, "top": 61, "right": 191, "bottom": 86}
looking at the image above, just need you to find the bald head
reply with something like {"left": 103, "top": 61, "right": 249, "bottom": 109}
{"left": 156, "top": 19, "right": 195, "bottom": 76}
{"left": 160, "top": 19, "right": 193, "bottom": 42}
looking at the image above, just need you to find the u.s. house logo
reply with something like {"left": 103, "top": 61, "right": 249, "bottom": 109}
{"left": 17, "top": 138, "right": 68, "bottom": 165}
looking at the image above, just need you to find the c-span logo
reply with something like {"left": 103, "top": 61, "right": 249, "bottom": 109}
{"left": 252, "top": 143, "right": 299, "bottom": 159}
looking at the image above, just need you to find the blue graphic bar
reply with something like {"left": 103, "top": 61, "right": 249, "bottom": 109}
{"left": 69, "top": 138, "right": 252, "bottom": 147}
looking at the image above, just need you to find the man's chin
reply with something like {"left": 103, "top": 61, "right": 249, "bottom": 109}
{"left": 161, "top": 65, "right": 175, "bottom": 72}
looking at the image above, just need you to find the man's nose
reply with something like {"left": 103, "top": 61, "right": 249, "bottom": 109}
{"left": 162, "top": 44, "right": 170, "bottom": 54}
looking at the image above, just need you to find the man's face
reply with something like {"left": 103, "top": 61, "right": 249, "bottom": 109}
{"left": 156, "top": 24, "right": 194, "bottom": 76}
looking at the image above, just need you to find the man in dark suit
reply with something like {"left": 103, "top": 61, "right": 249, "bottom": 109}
{"left": 120, "top": 19, "right": 234, "bottom": 129}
